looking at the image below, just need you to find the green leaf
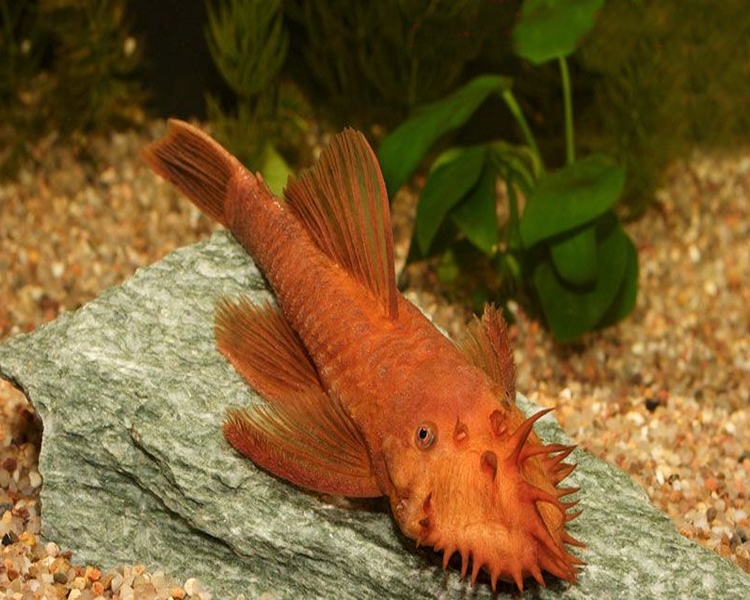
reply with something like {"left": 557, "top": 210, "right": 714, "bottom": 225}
{"left": 513, "top": 0, "right": 605, "bottom": 65}
{"left": 451, "top": 163, "right": 498, "bottom": 256}
{"left": 597, "top": 235, "right": 639, "bottom": 328}
{"left": 549, "top": 224, "right": 598, "bottom": 286}
{"left": 505, "top": 174, "right": 523, "bottom": 253}
{"left": 260, "top": 142, "right": 292, "bottom": 197}
{"left": 378, "top": 74, "right": 512, "bottom": 195}
{"left": 436, "top": 248, "right": 460, "bottom": 284}
{"left": 205, "top": 0, "right": 288, "bottom": 98}
{"left": 533, "top": 214, "right": 631, "bottom": 341}
{"left": 520, "top": 154, "right": 625, "bottom": 248}
{"left": 495, "top": 251, "right": 523, "bottom": 286}
{"left": 415, "top": 146, "right": 486, "bottom": 255}
{"left": 487, "top": 140, "right": 541, "bottom": 196}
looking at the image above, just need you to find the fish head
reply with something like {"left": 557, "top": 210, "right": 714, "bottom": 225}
{"left": 380, "top": 379, "right": 582, "bottom": 591}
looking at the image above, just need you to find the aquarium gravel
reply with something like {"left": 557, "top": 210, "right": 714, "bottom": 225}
{"left": 0, "top": 122, "right": 748, "bottom": 597}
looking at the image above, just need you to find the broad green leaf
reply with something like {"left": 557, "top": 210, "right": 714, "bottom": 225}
{"left": 533, "top": 214, "right": 630, "bottom": 341}
{"left": 513, "top": 0, "right": 605, "bottom": 65}
{"left": 549, "top": 223, "right": 598, "bottom": 286}
{"left": 436, "top": 248, "right": 460, "bottom": 284}
{"left": 451, "top": 163, "right": 498, "bottom": 256}
{"left": 378, "top": 75, "right": 512, "bottom": 195}
{"left": 261, "top": 142, "right": 293, "bottom": 196}
{"left": 487, "top": 140, "right": 542, "bottom": 196}
{"left": 431, "top": 146, "right": 470, "bottom": 171}
{"left": 520, "top": 154, "right": 624, "bottom": 248}
{"left": 597, "top": 235, "right": 639, "bottom": 327}
{"left": 495, "top": 251, "right": 523, "bottom": 286}
{"left": 416, "top": 146, "right": 486, "bottom": 254}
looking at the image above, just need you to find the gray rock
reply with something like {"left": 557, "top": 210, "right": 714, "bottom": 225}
{"left": 0, "top": 230, "right": 748, "bottom": 599}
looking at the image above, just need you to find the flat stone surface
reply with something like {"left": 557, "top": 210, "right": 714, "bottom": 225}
{"left": 0, "top": 231, "right": 748, "bottom": 598}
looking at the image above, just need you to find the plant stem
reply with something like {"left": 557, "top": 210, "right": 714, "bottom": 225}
{"left": 506, "top": 171, "right": 521, "bottom": 252}
{"left": 559, "top": 56, "right": 575, "bottom": 165}
{"left": 502, "top": 90, "right": 544, "bottom": 172}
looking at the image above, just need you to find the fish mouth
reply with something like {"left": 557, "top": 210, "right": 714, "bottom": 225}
{"left": 413, "top": 410, "right": 584, "bottom": 591}
{"left": 417, "top": 506, "right": 582, "bottom": 591}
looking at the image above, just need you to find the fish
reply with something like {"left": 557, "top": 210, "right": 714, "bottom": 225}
{"left": 143, "top": 120, "right": 583, "bottom": 591}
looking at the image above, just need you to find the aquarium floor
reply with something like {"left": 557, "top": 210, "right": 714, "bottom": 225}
{"left": 1, "top": 122, "right": 749, "bottom": 597}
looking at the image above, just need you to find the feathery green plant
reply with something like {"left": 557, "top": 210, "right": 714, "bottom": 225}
{"left": 1, "top": 0, "right": 142, "bottom": 178}
{"left": 284, "top": 0, "right": 509, "bottom": 127}
{"left": 579, "top": 0, "right": 750, "bottom": 215}
{"left": 204, "top": 0, "right": 292, "bottom": 194}
{"left": 0, "top": 1, "right": 42, "bottom": 103}
{"left": 40, "top": 0, "right": 143, "bottom": 134}
{"left": 0, "top": 0, "right": 44, "bottom": 177}
{"left": 206, "top": 0, "right": 288, "bottom": 100}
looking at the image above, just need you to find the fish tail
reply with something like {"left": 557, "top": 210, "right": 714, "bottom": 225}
{"left": 142, "top": 119, "right": 245, "bottom": 227}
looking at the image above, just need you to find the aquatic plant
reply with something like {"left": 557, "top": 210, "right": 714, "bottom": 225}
{"left": 378, "top": 0, "right": 637, "bottom": 342}
{"left": 206, "top": 0, "right": 287, "bottom": 101}
{"left": 40, "top": 0, "right": 143, "bottom": 133}
{"left": 0, "top": 1, "right": 42, "bottom": 103}
{"left": 284, "top": 0, "right": 509, "bottom": 127}
{"left": 204, "top": 0, "right": 293, "bottom": 194}
{"left": 0, "top": 0, "right": 142, "bottom": 177}
{"left": 579, "top": 0, "right": 750, "bottom": 214}
{"left": 0, "top": 0, "right": 45, "bottom": 176}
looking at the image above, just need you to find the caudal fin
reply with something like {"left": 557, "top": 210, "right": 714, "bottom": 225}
{"left": 142, "top": 119, "right": 245, "bottom": 226}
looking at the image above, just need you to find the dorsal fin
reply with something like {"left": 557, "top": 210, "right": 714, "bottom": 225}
{"left": 284, "top": 129, "right": 398, "bottom": 320}
{"left": 216, "top": 298, "right": 381, "bottom": 497}
{"left": 457, "top": 304, "right": 516, "bottom": 404}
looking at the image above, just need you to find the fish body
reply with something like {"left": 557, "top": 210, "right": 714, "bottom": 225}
{"left": 144, "top": 121, "right": 582, "bottom": 590}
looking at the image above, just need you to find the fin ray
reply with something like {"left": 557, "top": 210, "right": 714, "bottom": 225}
{"left": 457, "top": 305, "right": 516, "bottom": 402}
{"left": 224, "top": 393, "right": 381, "bottom": 497}
{"left": 142, "top": 119, "right": 243, "bottom": 226}
{"left": 285, "top": 129, "right": 398, "bottom": 319}
{"left": 216, "top": 299, "right": 380, "bottom": 497}
{"left": 215, "top": 297, "right": 320, "bottom": 401}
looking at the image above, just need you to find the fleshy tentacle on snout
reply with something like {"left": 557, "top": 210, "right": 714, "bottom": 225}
{"left": 416, "top": 409, "right": 584, "bottom": 592}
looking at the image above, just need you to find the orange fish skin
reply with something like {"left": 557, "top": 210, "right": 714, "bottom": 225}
{"left": 224, "top": 164, "right": 493, "bottom": 491}
{"left": 143, "top": 120, "right": 583, "bottom": 591}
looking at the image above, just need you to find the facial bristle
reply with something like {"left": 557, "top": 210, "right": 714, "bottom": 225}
{"left": 470, "top": 554, "right": 484, "bottom": 586}
{"left": 507, "top": 408, "right": 553, "bottom": 465}
{"left": 480, "top": 450, "right": 498, "bottom": 481}
{"left": 459, "top": 550, "right": 470, "bottom": 579}
{"left": 441, "top": 544, "right": 456, "bottom": 570}
{"left": 509, "top": 564, "right": 525, "bottom": 592}
{"left": 528, "top": 562, "right": 546, "bottom": 588}
{"left": 552, "top": 462, "right": 577, "bottom": 483}
{"left": 563, "top": 531, "right": 586, "bottom": 548}
{"left": 525, "top": 480, "right": 563, "bottom": 507}
{"left": 453, "top": 418, "right": 469, "bottom": 442}
{"left": 521, "top": 442, "right": 569, "bottom": 463}
{"left": 489, "top": 409, "right": 507, "bottom": 438}
{"left": 432, "top": 520, "right": 581, "bottom": 593}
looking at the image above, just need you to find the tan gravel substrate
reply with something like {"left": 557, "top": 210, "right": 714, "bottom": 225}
{"left": 1, "top": 123, "right": 748, "bottom": 597}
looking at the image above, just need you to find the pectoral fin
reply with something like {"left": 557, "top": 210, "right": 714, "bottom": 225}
{"left": 216, "top": 298, "right": 381, "bottom": 497}
{"left": 457, "top": 305, "right": 516, "bottom": 403}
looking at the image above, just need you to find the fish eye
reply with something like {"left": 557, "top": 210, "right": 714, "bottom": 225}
{"left": 415, "top": 421, "right": 437, "bottom": 450}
